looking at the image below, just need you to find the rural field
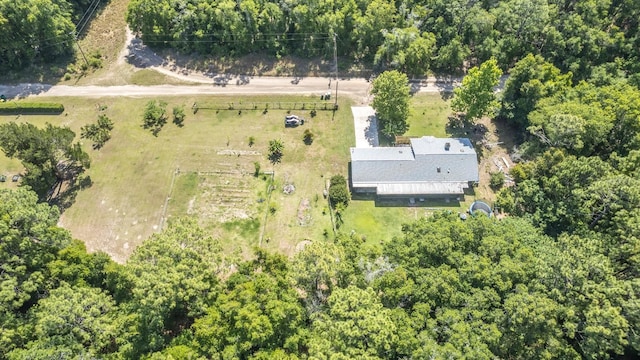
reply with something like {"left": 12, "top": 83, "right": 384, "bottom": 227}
{"left": 0, "top": 92, "right": 502, "bottom": 262}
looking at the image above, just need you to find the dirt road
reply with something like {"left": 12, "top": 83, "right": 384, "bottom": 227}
{"left": 0, "top": 29, "right": 515, "bottom": 103}
{"left": 0, "top": 76, "right": 463, "bottom": 104}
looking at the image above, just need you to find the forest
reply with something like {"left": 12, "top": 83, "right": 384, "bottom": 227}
{"left": 0, "top": 0, "right": 102, "bottom": 70}
{"left": 2, "top": 0, "right": 640, "bottom": 358}
{"left": 123, "top": 0, "right": 640, "bottom": 79}
{"left": 2, "top": 57, "right": 640, "bottom": 357}
{"left": 3, "top": 0, "right": 640, "bottom": 79}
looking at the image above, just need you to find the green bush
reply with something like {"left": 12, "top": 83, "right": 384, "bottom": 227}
{"left": 303, "top": 129, "right": 314, "bottom": 145}
{"left": 88, "top": 50, "right": 103, "bottom": 69}
{"left": 0, "top": 102, "right": 64, "bottom": 115}
{"left": 172, "top": 105, "right": 186, "bottom": 127}
{"left": 142, "top": 100, "right": 168, "bottom": 136}
{"left": 489, "top": 171, "right": 505, "bottom": 190}
{"left": 328, "top": 174, "right": 350, "bottom": 208}
{"left": 81, "top": 114, "right": 114, "bottom": 150}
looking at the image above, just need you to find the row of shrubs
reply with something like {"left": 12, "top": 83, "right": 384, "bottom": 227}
{"left": 0, "top": 102, "right": 65, "bottom": 115}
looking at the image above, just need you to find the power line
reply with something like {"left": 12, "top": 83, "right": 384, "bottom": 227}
{"left": 140, "top": 35, "right": 333, "bottom": 45}
{"left": 71, "top": 31, "right": 89, "bottom": 67}
{"left": 75, "top": 0, "right": 101, "bottom": 35}
{"left": 75, "top": 0, "right": 101, "bottom": 33}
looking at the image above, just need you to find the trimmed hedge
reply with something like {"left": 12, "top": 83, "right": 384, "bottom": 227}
{"left": 0, "top": 102, "right": 65, "bottom": 115}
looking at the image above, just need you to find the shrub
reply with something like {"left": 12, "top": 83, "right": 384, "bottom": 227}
{"left": 142, "top": 100, "right": 168, "bottom": 136}
{"left": 253, "top": 162, "right": 261, "bottom": 177}
{"left": 81, "top": 114, "right": 114, "bottom": 150}
{"left": 172, "top": 105, "right": 186, "bottom": 127}
{"left": 88, "top": 57, "right": 103, "bottom": 69}
{"left": 489, "top": 171, "right": 505, "bottom": 190}
{"left": 303, "top": 129, "right": 314, "bottom": 145}
{"left": 88, "top": 50, "right": 103, "bottom": 69}
{"left": 0, "top": 102, "right": 64, "bottom": 115}
{"left": 248, "top": 136, "right": 255, "bottom": 147}
{"left": 328, "top": 174, "right": 350, "bottom": 208}
{"left": 267, "top": 139, "right": 284, "bottom": 164}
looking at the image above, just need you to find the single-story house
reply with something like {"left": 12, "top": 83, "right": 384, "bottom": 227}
{"left": 350, "top": 136, "right": 479, "bottom": 199}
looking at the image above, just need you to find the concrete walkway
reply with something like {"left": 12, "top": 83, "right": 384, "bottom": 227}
{"left": 351, "top": 106, "right": 379, "bottom": 148}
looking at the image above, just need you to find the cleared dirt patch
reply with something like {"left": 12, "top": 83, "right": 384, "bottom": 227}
{"left": 464, "top": 116, "right": 518, "bottom": 203}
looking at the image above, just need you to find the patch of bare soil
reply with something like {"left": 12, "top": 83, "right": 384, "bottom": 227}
{"left": 297, "top": 198, "right": 311, "bottom": 226}
{"left": 192, "top": 164, "right": 257, "bottom": 223}
{"left": 69, "top": 0, "right": 132, "bottom": 85}
{"left": 473, "top": 117, "right": 518, "bottom": 202}
{"left": 295, "top": 239, "right": 312, "bottom": 253}
{"left": 447, "top": 114, "right": 517, "bottom": 203}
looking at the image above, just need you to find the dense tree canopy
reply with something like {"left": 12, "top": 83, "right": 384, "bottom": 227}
{"left": 0, "top": 188, "right": 71, "bottom": 355}
{"left": 451, "top": 58, "right": 502, "bottom": 121}
{"left": 5, "top": 1, "right": 640, "bottom": 357}
{"left": 0, "top": 122, "right": 90, "bottom": 202}
{"left": 123, "top": 218, "right": 223, "bottom": 356}
{"left": 0, "top": 0, "right": 75, "bottom": 70}
{"left": 371, "top": 70, "right": 410, "bottom": 137}
{"left": 499, "top": 54, "right": 573, "bottom": 131}
{"left": 2, "top": 179, "right": 640, "bottom": 359}
{"left": 124, "top": 0, "right": 640, "bottom": 78}
{"left": 8, "top": 283, "right": 121, "bottom": 359}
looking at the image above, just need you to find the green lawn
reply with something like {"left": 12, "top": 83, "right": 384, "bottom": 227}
{"left": 406, "top": 93, "right": 451, "bottom": 138}
{"left": 0, "top": 95, "right": 353, "bottom": 262}
{"left": 129, "top": 69, "right": 198, "bottom": 86}
{"left": 0, "top": 91, "right": 466, "bottom": 262}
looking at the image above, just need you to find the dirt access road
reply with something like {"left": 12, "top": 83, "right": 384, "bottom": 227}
{"left": 0, "top": 29, "right": 470, "bottom": 104}
{"left": 0, "top": 28, "right": 465, "bottom": 101}
{"left": 0, "top": 76, "right": 461, "bottom": 103}
{"left": 0, "top": 28, "right": 514, "bottom": 101}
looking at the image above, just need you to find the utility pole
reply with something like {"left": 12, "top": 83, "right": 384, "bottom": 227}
{"left": 333, "top": 33, "right": 338, "bottom": 81}
{"left": 72, "top": 31, "right": 89, "bottom": 67}
{"left": 333, "top": 33, "right": 338, "bottom": 109}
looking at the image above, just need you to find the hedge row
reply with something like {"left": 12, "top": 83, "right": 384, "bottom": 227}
{"left": 0, "top": 102, "right": 65, "bottom": 115}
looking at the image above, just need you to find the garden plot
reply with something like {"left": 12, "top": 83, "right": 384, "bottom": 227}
{"left": 169, "top": 163, "right": 262, "bottom": 224}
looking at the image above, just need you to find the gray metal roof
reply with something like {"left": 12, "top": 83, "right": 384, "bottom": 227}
{"left": 350, "top": 136, "right": 479, "bottom": 194}
{"left": 350, "top": 147, "right": 414, "bottom": 161}
{"left": 410, "top": 136, "right": 474, "bottom": 155}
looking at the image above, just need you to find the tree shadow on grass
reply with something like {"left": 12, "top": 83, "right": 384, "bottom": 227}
{"left": 51, "top": 175, "right": 93, "bottom": 213}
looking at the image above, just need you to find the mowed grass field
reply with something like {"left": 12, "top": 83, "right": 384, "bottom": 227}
{"left": 406, "top": 93, "right": 452, "bottom": 138}
{"left": 0, "top": 92, "right": 475, "bottom": 261}
{"left": 0, "top": 95, "right": 352, "bottom": 261}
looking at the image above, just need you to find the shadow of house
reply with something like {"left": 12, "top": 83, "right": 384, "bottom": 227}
{"left": 350, "top": 136, "right": 479, "bottom": 204}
